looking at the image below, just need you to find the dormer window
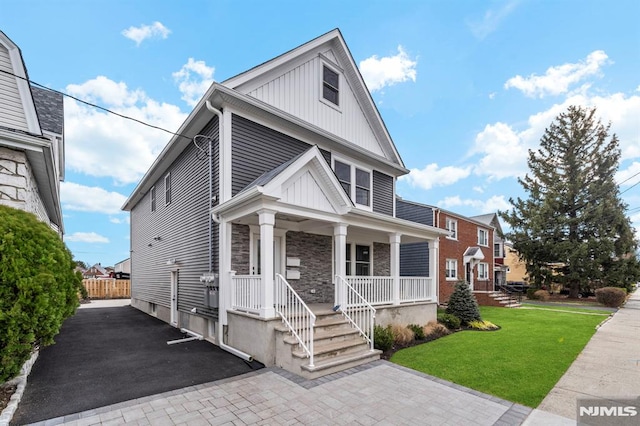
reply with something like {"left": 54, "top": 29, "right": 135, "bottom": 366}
{"left": 322, "top": 65, "right": 339, "bottom": 106}
{"left": 334, "top": 158, "right": 371, "bottom": 209}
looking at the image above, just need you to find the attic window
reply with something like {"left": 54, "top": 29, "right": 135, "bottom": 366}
{"left": 322, "top": 66, "right": 339, "bottom": 106}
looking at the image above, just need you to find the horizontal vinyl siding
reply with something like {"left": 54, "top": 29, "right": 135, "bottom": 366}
{"left": 400, "top": 242, "right": 430, "bottom": 277}
{"left": 231, "top": 114, "right": 330, "bottom": 195}
{"left": 131, "top": 117, "right": 219, "bottom": 316}
{"left": 0, "top": 46, "right": 28, "bottom": 131}
{"left": 372, "top": 171, "right": 393, "bottom": 216}
{"left": 396, "top": 199, "right": 434, "bottom": 226}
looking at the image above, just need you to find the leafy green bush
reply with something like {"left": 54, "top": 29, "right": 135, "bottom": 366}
{"left": 533, "top": 290, "right": 550, "bottom": 301}
{"left": 408, "top": 324, "right": 425, "bottom": 340}
{"left": 446, "top": 281, "right": 482, "bottom": 325}
{"left": 373, "top": 324, "right": 394, "bottom": 352}
{"left": 526, "top": 287, "right": 538, "bottom": 299}
{"left": 595, "top": 287, "right": 627, "bottom": 307}
{"left": 0, "top": 205, "right": 81, "bottom": 382}
{"left": 437, "top": 312, "right": 461, "bottom": 330}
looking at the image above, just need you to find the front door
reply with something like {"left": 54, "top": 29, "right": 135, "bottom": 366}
{"left": 252, "top": 236, "right": 283, "bottom": 278}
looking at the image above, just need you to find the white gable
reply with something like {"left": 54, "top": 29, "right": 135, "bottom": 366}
{"left": 281, "top": 169, "right": 337, "bottom": 213}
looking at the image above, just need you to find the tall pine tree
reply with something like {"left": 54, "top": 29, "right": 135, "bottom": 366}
{"left": 500, "top": 106, "right": 639, "bottom": 298}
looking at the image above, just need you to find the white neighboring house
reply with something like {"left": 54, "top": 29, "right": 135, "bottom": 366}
{"left": 0, "top": 30, "right": 64, "bottom": 234}
{"left": 123, "top": 29, "right": 447, "bottom": 378}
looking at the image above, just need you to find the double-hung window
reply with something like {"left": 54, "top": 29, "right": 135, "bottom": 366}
{"left": 478, "top": 262, "right": 489, "bottom": 280}
{"left": 165, "top": 173, "right": 172, "bottom": 206}
{"left": 445, "top": 259, "right": 458, "bottom": 280}
{"left": 445, "top": 218, "right": 457, "bottom": 239}
{"left": 478, "top": 228, "right": 488, "bottom": 246}
{"left": 346, "top": 243, "right": 370, "bottom": 276}
{"left": 151, "top": 186, "right": 156, "bottom": 212}
{"left": 334, "top": 159, "right": 371, "bottom": 208}
{"left": 322, "top": 65, "right": 339, "bottom": 106}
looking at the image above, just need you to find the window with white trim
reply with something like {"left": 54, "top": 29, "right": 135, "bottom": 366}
{"left": 478, "top": 228, "right": 489, "bottom": 246}
{"left": 333, "top": 159, "right": 371, "bottom": 208}
{"left": 164, "top": 173, "right": 172, "bottom": 205}
{"left": 494, "top": 243, "right": 502, "bottom": 258}
{"left": 478, "top": 262, "right": 489, "bottom": 280}
{"left": 322, "top": 65, "right": 339, "bottom": 106}
{"left": 445, "top": 218, "right": 457, "bottom": 239}
{"left": 445, "top": 259, "right": 458, "bottom": 280}
{"left": 151, "top": 186, "right": 156, "bottom": 212}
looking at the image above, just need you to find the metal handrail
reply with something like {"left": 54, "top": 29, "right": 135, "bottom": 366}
{"left": 274, "top": 273, "right": 316, "bottom": 367}
{"left": 336, "top": 275, "right": 376, "bottom": 351}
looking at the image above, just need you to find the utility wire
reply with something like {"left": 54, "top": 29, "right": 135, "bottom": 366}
{"left": 0, "top": 68, "right": 193, "bottom": 141}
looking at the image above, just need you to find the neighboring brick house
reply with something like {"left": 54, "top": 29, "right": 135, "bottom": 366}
{"left": 0, "top": 30, "right": 65, "bottom": 234}
{"left": 123, "top": 29, "right": 447, "bottom": 378}
{"left": 396, "top": 199, "right": 500, "bottom": 304}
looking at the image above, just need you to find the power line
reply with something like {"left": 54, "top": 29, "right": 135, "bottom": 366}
{"left": 0, "top": 68, "right": 193, "bottom": 141}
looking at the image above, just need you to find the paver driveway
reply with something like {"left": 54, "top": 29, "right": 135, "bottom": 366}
{"left": 11, "top": 304, "right": 262, "bottom": 425}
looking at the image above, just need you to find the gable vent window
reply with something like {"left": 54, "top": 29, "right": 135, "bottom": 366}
{"left": 165, "top": 173, "right": 172, "bottom": 206}
{"left": 322, "top": 66, "right": 339, "bottom": 106}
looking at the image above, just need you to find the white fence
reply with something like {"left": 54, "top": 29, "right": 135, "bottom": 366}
{"left": 230, "top": 274, "right": 262, "bottom": 315}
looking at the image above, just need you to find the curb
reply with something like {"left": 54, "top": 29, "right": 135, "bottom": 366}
{"left": 0, "top": 351, "right": 39, "bottom": 426}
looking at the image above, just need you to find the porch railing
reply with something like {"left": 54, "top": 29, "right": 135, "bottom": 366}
{"left": 400, "top": 277, "right": 435, "bottom": 302}
{"left": 336, "top": 275, "right": 375, "bottom": 351}
{"left": 274, "top": 273, "right": 316, "bottom": 367}
{"left": 345, "top": 276, "right": 393, "bottom": 305}
{"left": 230, "top": 274, "right": 261, "bottom": 315}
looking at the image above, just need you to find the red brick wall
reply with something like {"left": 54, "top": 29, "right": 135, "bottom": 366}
{"left": 437, "top": 212, "right": 494, "bottom": 303}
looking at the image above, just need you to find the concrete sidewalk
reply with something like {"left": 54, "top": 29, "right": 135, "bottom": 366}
{"left": 536, "top": 287, "right": 640, "bottom": 420}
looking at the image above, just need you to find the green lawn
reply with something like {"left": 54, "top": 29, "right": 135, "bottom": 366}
{"left": 391, "top": 306, "right": 608, "bottom": 407}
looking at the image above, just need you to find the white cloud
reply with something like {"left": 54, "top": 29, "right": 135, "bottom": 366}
{"left": 65, "top": 76, "right": 187, "bottom": 184}
{"left": 472, "top": 122, "right": 529, "bottom": 180}
{"left": 400, "top": 163, "right": 471, "bottom": 190}
{"left": 438, "top": 195, "right": 511, "bottom": 213}
{"left": 473, "top": 186, "right": 485, "bottom": 193}
{"left": 359, "top": 46, "right": 417, "bottom": 92}
{"left": 504, "top": 50, "right": 610, "bottom": 98}
{"left": 66, "top": 232, "right": 110, "bottom": 244}
{"left": 110, "top": 216, "right": 131, "bottom": 225}
{"left": 122, "top": 21, "right": 171, "bottom": 46}
{"left": 617, "top": 162, "right": 640, "bottom": 186}
{"left": 466, "top": 1, "right": 519, "bottom": 40}
{"left": 488, "top": 92, "right": 496, "bottom": 100}
{"left": 61, "top": 182, "right": 128, "bottom": 215}
{"left": 172, "top": 58, "right": 215, "bottom": 107}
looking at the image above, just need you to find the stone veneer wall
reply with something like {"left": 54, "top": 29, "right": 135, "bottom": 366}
{"left": 286, "top": 231, "right": 333, "bottom": 304}
{"left": 231, "top": 224, "right": 250, "bottom": 275}
{"left": 0, "top": 147, "right": 48, "bottom": 223}
{"left": 373, "top": 242, "right": 390, "bottom": 276}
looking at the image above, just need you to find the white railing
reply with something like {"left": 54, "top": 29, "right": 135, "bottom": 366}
{"left": 400, "top": 277, "right": 435, "bottom": 303}
{"left": 336, "top": 275, "right": 376, "bottom": 351}
{"left": 230, "top": 274, "right": 262, "bottom": 315}
{"left": 345, "top": 276, "right": 393, "bottom": 306}
{"left": 274, "top": 273, "right": 316, "bottom": 367}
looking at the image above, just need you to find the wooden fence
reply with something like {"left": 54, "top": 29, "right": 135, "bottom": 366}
{"left": 82, "top": 279, "right": 130, "bottom": 299}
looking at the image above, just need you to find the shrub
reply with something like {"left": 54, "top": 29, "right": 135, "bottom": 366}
{"left": 595, "top": 287, "right": 627, "bottom": 307}
{"left": 391, "top": 324, "right": 415, "bottom": 345}
{"left": 0, "top": 206, "right": 81, "bottom": 382}
{"left": 446, "top": 281, "right": 482, "bottom": 325}
{"left": 532, "top": 290, "right": 550, "bottom": 301}
{"left": 526, "top": 287, "right": 538, "bottom": 299}
{"left": 468, "top": 320, "right": 500, "bottom": 331}
{"left": 437, "top": 312, "right": 461, "bottom": 330}
{"left": 422, "top": 321, "right": 451, "bottom": 339}
{"left": 407, "top": 324, "right": 425, "bottom": 340}
{"left": 373, "top": 325, "right": 394, "bottom": 352}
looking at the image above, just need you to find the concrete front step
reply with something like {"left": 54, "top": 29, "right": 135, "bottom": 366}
{"left": 292, "top": 336, "right": 369, "bottom": 359}
{"left": 283, "top": 326, "right": 360, "bottom": 346}
{"left": 299, "top": 349, "right": 382, "bottom": 379}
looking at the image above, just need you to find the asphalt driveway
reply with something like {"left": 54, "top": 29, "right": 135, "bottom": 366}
{"left": 11, "top": 304, "right": 263, "bottom": 425}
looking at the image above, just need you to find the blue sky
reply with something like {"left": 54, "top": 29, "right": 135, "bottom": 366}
{"left": 1, "top": 0, "right": 639, "bottom": 267}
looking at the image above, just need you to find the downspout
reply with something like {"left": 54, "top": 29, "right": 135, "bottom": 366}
{"left": 205, "top": 100, "right": 253, "bottom": 363}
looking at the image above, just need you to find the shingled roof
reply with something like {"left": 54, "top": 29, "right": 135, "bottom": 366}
{"left": 31, "top": 86, "right": 64, "bottom": 135}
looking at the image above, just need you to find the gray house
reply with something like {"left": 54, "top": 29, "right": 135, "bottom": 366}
{"left": 0, "top": 30, "right": 65, "bottom": 234}
{"left": 123, "top": 29, "right": 446, "bottom": 378}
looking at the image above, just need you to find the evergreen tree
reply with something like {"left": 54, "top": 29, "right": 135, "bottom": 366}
{"left": 446, "top": 281, "right": 482, "bottom": 325}
{"left": 500, "top": 106, "right": 639, "bottom": 298}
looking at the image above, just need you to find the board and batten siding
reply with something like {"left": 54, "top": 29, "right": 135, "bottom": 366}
{"left": 131, "top": 117, "right": 219, "bottom": 316}
{"left": 0, "top": 45, "right": 29, "bottom": 132}
{"left": 231, "top": 114, "right": 331, "bottom": 196}
{"left": 245, "top": 50, "right": 385, "bottom": 158}
{"left": 372, "top": 170, "right": 393, "bottom": 216}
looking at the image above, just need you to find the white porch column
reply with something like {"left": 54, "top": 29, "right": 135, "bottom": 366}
{"left": 218, "top": 218, "right": 233, "bottom": 325}
{"left": 430, "top": 239, "right": 440, "bottom": 302}
{"left": 389, "top": 233, "right": 401, "bottom": 305}
{"left": 334, "top": 223, "right": 348, "bottom": 307}
{"left": 258, "top": 209, "right": 276, "bottom": 318}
